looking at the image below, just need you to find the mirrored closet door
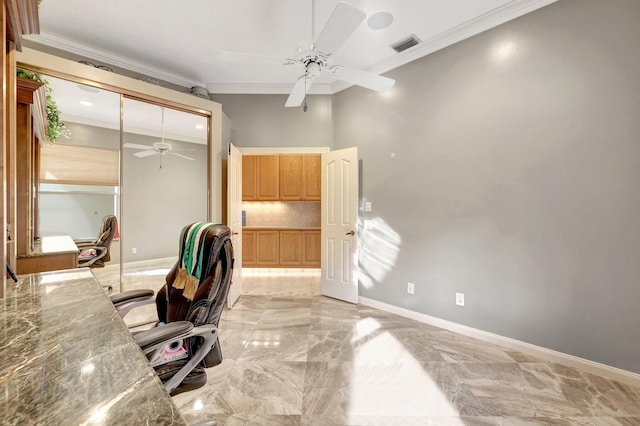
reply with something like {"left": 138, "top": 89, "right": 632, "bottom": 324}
{"left": 37, "top": 75, "right": 121, "bottom": 289}
{"left": 120, "top": 97, "right": 208, "bottom": 292}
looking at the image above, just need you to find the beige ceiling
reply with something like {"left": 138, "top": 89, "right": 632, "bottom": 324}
{"left": 28, "top": 0, "right": 557, "bottom": 94}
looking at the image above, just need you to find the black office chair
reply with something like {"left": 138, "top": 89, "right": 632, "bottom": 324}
{"left": 76, "top": 215, "right": 118, "bottom": 268}
{"left": 111, "top": 222, "right": 234, "bottom": 396}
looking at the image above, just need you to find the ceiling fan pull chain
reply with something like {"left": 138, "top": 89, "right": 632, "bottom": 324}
{"left": 303, "top": 75, "right": 308, "bottom": 112}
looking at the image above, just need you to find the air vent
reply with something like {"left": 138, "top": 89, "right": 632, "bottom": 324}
{"left": 391, "top": 34, "right": 421, "bottom": 53}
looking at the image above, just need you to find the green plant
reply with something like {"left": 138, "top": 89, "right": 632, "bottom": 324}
{"left": 16, "top": 68, "right": 70, "bottom": 142}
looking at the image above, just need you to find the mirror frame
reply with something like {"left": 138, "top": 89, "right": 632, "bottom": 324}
{"left": 16, "top": 47, "right": 223, "bottom": 292}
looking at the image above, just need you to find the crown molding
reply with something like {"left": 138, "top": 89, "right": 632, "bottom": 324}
{"left": 330, "top": 0, "right": 558, "bottom": 94}
{"left": 205, "top": 82, "right": 333, "bottom": 95}
{"left": 24, "top": 32, "right": 204, "bottom": 89}
{"left": 27, "top": 0, "right": 557, "bottom": 96}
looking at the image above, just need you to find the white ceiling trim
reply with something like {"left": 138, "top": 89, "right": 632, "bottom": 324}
{"left": 27, "top": 0, "right": 557, "bottom": 96}
{"left": 329, "top": 0, "right": 558, "bottom": 94}
{"left": 212, "top": 0, "right": 559, "bottom": 95}
{"left": 24, "top": 32, "right": 205, "bottom": 89}
{"left": 205, "top": 82, "right": 333, "bottom": 95}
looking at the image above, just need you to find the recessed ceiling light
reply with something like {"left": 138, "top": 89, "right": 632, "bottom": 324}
{"left": 195, "top": 124, "right": 204, "bottom": 130}
{"left": 79, "top": 101, "right": 93, "bottom": 107}
{"left": 367, "top": 11, "right": 394, "bottom": 30}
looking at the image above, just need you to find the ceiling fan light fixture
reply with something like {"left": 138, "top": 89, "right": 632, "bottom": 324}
{"left": 367, "top": 11, "right": 394, "bottom": 30}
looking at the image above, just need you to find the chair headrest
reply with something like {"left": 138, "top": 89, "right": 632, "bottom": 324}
{"left": 177, "top": 222, "right": 229, "bottom": 275}
{"left": 172, "top": 222, "right": 230, "bottom": 301}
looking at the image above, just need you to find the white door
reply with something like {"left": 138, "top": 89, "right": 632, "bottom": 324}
{"left": 321, "top": 147, "right": 359, "bottom": 303}
{"left": 226, "top": 143, "right": 243, "bottom": 308}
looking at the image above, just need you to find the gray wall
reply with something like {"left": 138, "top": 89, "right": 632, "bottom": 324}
{"left": 333, "top": 0, "right": 640, "bottom": 373}
{"left": 39, "top": 189, "right": 115, "bottom": 239}
{"left": 212, "top": 0, "right": 640, "bottom": 373}
{"left": 122, "top": 133, "right": 208, "bottom": 262}
{"left": 212, "top": 94, "right": 333, "bottom": 147}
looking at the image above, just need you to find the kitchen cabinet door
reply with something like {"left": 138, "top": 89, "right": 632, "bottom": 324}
{"left": 242, "top": 155, "right": 257, "bottom": 201}
{"left": 302, "top": 230, "right": 321, "bottom": 267}
{"left": 256, "top": 230, "right": 279, "bottom": 265}
{"left": 279, "top": 230, "right": 302, "bottom": 265}
{"left": 242, "top": 230, "right": 256, "bottom": 266}
{"left": 302, "top": 155, "right": 321, "bottom": 201}
{"left": 256, "top": 156, "right": 280, "bottom": 200}
{"left": 279, "top": 155, "right": 303, "bottom": 201}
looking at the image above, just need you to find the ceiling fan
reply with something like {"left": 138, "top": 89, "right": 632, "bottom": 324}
{"left": 218, "top": 1, "right": 395, "bottom": 109}
{"left": 285, "top": 1, "right": 395, "bottom": 108}
{"left": 123, "top": 107, "right": 195, "bottom": 169}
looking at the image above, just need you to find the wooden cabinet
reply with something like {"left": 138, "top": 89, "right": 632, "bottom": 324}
{"left": 242, "top": 155, "right": 280, "bottom": 201}
{"left": 256, "top": 230, "right": 279, "bottom": 266}
{"left": 279, "top": 155, "right": 303, "bottom": 201}
{"left": 302, "top": 230, "right": 321, "bottom": 266}
{"left": 302, "top": 155, "right": 321, "bottom": 201}
{"left": 243, "top": 228, "right": 320, "bottom": 268}
{"left": 241, "top": 155, "right": 257, "bottom": 201}
{"left": 16, "top": 78, "right": 47, "bottom": 258}
{"left": 279, "top": 230, "right": 302, "bottom": 266}
{"left": 278, "top": 155, "right": 321, "bottom": 201}
{"left": 243, "top": 154, "right": 320, "bottom": 202}
{"left": 242, "top": 230, "right": 256, "bottom": 266}
{"left": 244, "top": 229, "right": 279, "bottom": 266}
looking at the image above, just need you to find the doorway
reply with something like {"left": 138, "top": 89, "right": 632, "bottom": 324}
{"left": 227, "top": 146, "right": 359, "bottom": 304}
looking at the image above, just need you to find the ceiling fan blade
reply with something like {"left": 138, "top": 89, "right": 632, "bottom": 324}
{"left": 331, "top": 66, "right": 396, "bottom": 92}
{"left": 124, "top": 143, "right": 154, "bottom": 150}
{"left": 215, "top": 50, "right": 283, "bottom": 65}
{"left": 285, "top": 76, "right": 309, "bottom": 107}
{"left": 133, "top": 150, "right": 157, "bottom": 158}
{"left": 314, "top": 2, "right": 366, "bottom": 54}
{"left": 171, "top": 152, "right": 195, "bottom": 161}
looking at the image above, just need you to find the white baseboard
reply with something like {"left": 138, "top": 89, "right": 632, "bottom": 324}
{"left": 359, "top": 296, "right": 640, "bottom": 388}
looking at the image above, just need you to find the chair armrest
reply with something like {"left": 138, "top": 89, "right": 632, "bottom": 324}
{"left": 110, "top": 289, "right": 155, "bottom": 304}
{"left": 74, "top": 239, "right": 97, "bottom": 248}
{"left": 110, "top": 289, "right": 155, "bottom": 318}
{"left": 134, "top": 321, "right": 194, "bottom": 349}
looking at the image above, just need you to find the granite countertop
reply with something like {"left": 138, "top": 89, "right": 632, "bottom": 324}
{"left": 17, "top": 235, "right": 80, "bottom": 257}
{"left": 38, "top": 235, "right": 79, "bottom": 254}
{"left": 0, "top": 269, "right": 187, "bottom": 425}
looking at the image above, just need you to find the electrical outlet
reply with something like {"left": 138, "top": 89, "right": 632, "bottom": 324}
{"left": 132, "top": 247, "right": 137, "bottom": 255}
{"left": 456, "top": 292, "right": 465, "bottom": 306}
{"left": 365, "top": 201, "right": 372, "bottom": 212}
{"left": 407, "top": 282, "right": 415, "bottom": 295}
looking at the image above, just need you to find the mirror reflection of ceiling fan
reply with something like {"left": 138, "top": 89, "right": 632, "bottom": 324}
{"left": 218, "top": 0, "right": 396, "bottom": 110}
{"left": 123, "top": 107, "right": 195, "bottom": 169}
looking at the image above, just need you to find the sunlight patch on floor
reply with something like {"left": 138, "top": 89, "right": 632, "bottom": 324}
{"left": 347, "top": 317, "right": 462, "bottom": 420}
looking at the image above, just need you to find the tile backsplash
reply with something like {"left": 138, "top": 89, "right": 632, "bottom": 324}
{"left": 243, "top": 202, "right": 320, "bottom": 228}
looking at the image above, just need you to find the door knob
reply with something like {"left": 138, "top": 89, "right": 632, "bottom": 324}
{"left": 232, "top": 232, "right": 239, "bottom": 235}
{"left": 346, "top": 230, "right": 355, "bottom": 236}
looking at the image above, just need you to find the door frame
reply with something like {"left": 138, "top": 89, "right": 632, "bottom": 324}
{"left": 238, "top": 147, "right": 330, "bottom": 155}
{"left": 232, "top": 146, "right": 331, "bottom": 303}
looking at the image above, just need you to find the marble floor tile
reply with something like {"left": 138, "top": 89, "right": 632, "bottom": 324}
{"left": 239, "top": 329, "right": 310, "bottom": 362}
{"left": 208, "top": 360, "right": 306, "bottom": 415}
{"left": 91, "top": 262, "right": 640, "bottom": 425}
